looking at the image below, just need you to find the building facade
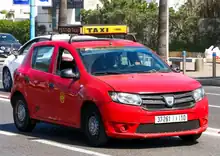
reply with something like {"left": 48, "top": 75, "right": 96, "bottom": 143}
{"left": 36, "top": 0, "right": 102, "bottom": 34}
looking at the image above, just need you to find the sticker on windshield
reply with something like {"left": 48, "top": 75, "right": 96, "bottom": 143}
{"left": 60, "top": 92, "right": 65, "bottom": 103}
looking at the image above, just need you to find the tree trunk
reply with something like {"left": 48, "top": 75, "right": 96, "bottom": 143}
{"left": 58, "top": 0, "right": 67, "bottom": 26}
{"left": 157, "top": 0, "right": 169, "bottom": 62}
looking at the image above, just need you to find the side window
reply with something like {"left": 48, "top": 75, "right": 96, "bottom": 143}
{"left": 55, "top": 47, "right": 76, "bottom": 76}
{"left": 32, "top": 46, "right": 54, "bottom": 72}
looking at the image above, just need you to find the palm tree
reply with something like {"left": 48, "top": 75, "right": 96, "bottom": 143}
{"left": 187, "top": 0, "right": 220, "bottom": 18}
{"left": 58, "top": 0, "right": 67, "bottom": 26}
{"left": 6, "top": 11, "right": 14, "bottom": 19}
{"left": 157, "top": 0, "right": 169, "bottom": 61}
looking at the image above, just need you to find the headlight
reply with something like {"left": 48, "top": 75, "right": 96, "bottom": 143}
{"left": 108, "top": 92, "right": 142, "bottom": 106}
{"left": 0, "top": 46, "right": 5, "bottom": 50}
{"left": 193, "top": 87, "right": 205, "bottom": 102}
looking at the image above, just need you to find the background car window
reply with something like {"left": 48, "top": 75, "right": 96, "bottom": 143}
{"left": 21, "top": 38, "right": 49, "bottom": 55}
{"left": 22, "top": 42, "right": 37, "bottom": 55}
{"left": 0, "top": 34, "right": 18, "bottom": 43}
{"left": 32, "top": 46, "right": 54, "bottom": 72}
{"left": 55, "top": 47, "right": 76, "bottom": 76}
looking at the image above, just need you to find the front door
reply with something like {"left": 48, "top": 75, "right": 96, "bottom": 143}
{"left": 26, "top": 45, "right": 56, "bottom": 120}
{"left": 50, "top": 47, "right": 82, "bottom": 125}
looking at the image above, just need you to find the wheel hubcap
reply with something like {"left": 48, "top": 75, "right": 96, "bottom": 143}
{"left": 17, "top": 101, "right": 26, "bottom": 122}
{"left": 3, "top": 70, "right": 11, "bottom": 88}
{"left": 88, "top": 115, "right": 99, "bottom": 136}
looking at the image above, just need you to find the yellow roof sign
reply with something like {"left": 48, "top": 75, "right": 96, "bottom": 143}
{"left": 82, "top": 25, "right": 128, "bottom": 35}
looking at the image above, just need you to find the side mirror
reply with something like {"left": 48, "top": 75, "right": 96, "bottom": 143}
{"left": 170, "top": 64, "right": 181, "bottom": 73}
{"left": 60, "top": 68, "right": 79, "bottom": 79}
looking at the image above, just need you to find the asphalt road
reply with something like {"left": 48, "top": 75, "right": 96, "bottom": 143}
{"left": 0, "top": 66, "right": 220, "bottom": 156}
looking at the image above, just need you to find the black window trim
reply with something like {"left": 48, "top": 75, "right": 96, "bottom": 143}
{"left": 54, "top": 46, "right": 80, "bottom": 77}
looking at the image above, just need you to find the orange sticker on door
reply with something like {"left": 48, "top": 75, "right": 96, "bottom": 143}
{"left": 60, "top": 92, "right": 65, "bottom": 103}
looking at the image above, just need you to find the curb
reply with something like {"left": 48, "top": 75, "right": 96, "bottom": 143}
{"left": 195, "top": 78, "right": 220, "bottom": 86}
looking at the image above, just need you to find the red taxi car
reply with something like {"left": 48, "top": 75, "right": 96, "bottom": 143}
{"left": 10, "top": 36, "right": 208, "bottom": 147}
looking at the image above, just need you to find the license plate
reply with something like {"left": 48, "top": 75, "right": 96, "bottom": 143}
{"left": 155, "top": 114, "right": 188, "bottom": 124}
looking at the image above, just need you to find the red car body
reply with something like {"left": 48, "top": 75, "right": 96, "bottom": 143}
{"left": 10, "top": 38, "right": 208, "bottom": 146}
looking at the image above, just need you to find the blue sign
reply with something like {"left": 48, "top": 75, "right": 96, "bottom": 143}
{"left": 13, "top": 0, "right": 29, "bottom": 5}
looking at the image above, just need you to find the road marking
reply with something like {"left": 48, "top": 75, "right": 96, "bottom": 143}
{"left": 209, "top": 105, "right": 220, "bottom": 108}
{"left": 208, "top": 127, "right": 220, "bottom": 131}
{"left": 204, "top": 127, "right": 220, "bottom": 137}
{"left": 0, "top": 95, "right": 9, "bottom": 98}
{"left": 32, "top": 139, "right": 111, "bottom": 156}
{"left": 204, "top": 86, "right": 220, "bottom": 89}
{"left": 0, "top": 97, "right": 10, "bottom": 102}
{"left": 206, "top": 93, "right": 220, "bottom": 96}
{"left": 0, "top": 130, "right": 17, "bottom": 136}
{"left": 204, "top": 131, "right": 220, "bottom": 137}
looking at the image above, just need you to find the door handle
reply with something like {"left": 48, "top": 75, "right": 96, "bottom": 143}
{"left": 48, "top": 82, "right": 54, "bottom": 89}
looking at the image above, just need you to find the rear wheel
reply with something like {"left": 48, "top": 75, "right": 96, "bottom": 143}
{"left": 82, "top": 105, "right": 109, "bottom": 147}
{"left": 179, "top": 133, "right": 202, "bottom": 142}
{"left": 2, "top": 67, "right": 12, "bottom": 92}
{"left": 13, "top": 95, "right": 36, "bottom": 132}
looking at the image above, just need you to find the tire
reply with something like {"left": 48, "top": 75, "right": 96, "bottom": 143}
{"left": 82, "top": 105, "right": 109, "bottom": 147}
{"left": 179, "top": 133, "right": 202, "bottom": 142}
{"left": 2, "top": 67, "right": 13, "bottom": 92}
{"left": 13, "top": 95, "right": 36, "bottom": 132}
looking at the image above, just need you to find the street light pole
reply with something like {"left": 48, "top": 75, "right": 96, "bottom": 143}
{"left": 30, "top": 0, "right": 35, "bottom": 39}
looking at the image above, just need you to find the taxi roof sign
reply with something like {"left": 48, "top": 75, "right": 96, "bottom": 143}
{"left": 58, "top": 25, "right": 129, "bottom": 35}
{"left": 82, "top": 25, "right": 128, "bottom": 35}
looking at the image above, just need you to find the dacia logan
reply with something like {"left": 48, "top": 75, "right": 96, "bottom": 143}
{"left": 10, "top": 37, "right": 208, "bottom": 147}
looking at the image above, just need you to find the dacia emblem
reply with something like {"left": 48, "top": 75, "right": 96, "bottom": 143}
{"left": 163, "top": 96, "right": 174, "bottom": 107}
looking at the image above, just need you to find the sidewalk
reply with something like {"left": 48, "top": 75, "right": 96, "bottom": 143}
{"left": 185, "top": 63, "right": 220, "bottom": 78}
{"left": 184, "top": 63, "right": 220, "bottom": 86}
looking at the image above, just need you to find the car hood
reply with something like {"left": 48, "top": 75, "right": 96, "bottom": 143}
{"left": 95, "top": 72, "right": 201, "bottom": 93}
{"left": 0, "top": 42, "right": 21, "bottom": 49}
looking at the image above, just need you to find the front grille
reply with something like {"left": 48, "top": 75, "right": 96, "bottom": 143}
{"left": 136, "top": 120, "right": 200, "bottom": 133}
{"left": 140, "top": 91, "right": 195, "bottom": 111}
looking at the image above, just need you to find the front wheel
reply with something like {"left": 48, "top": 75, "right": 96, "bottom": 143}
{"left": 82, "top": 105, "right": 109, "bottom": 147}
{"left": 13, "top": 95, "right": 36, "bottom": 132}
{"left": 2, "top": 67, "right": 12, "bottom": 92}
{"left": 179, "top": 133, "right": 202, "bottom": 142}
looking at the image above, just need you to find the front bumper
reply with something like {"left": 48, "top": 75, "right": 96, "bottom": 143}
{"left": 99, "top": 96, "right": 208, "bottom": 139}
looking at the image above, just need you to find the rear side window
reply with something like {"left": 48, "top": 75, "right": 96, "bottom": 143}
{"left": 31, "top": 46, "right": 54, "bottom": 72}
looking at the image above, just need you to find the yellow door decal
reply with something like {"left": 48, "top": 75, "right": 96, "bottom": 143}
{"left": 60, "top": 92, "right": 65, "bottom": 103}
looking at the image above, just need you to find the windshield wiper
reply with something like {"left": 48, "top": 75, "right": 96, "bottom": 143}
{"left": 148, "top": 69, "right": 171, "bottom": 73}
{"left": 92, "top": 71, "right": 123, "bottom": 76}
{"left": 133, "top": 69, "right": 171, "bottom": 73}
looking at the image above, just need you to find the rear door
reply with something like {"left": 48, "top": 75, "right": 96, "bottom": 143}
{"left": 25, "top": 44, "right": 58, "bottom": 120}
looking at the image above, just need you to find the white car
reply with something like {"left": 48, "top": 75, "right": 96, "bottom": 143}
{"left": 1, "top": 34, "right": 98, "bottom": 91}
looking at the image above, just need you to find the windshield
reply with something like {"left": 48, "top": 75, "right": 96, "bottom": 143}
{"left": 78, "top": 46, "right": 171, "bottom": 76}
{"left": 0, "top": 34, "right": 18, "bottom": 43}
